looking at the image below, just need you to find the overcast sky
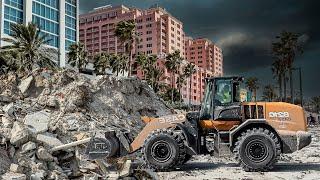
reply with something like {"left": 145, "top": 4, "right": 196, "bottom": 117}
{"left": 79, "top": 0, "right": 320, "bottom": 98}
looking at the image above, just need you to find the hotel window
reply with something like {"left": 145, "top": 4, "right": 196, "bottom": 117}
{"left": 138, "top": 45, "right": 143, "bottom": 49}
{"left": 146, "top": 31, "right": 152, "bottom": 34}
{"left": 146, "top": 17, "right": 152, "bottom": 21}
{"left": 146, "top": 24, "right": 152, "bottom": 28}
{"left": 171, "top": 34, "right": 174, "bottom": 38}
{"left": 137, "top": 19, "right": 143, "bottom": 23}
{"left": 177, "top": 31, "right": 180, "bottom": 35}
{"left": 146, "top": 37, "right": 152, "bottom": 41}
{"left": 171, "top": 20, "right": 175, "bottom": 25}
{"left": 147, "top": 44, "right": 152, "bottom": 48}
{"left": 137, "top": 25, "right": 143, "bottom": 29}
{"left": 147, "top": 50, "right": 153, "bottom": 54}
{"left": 171, "top": 27, "right": 174, "bottom": 31}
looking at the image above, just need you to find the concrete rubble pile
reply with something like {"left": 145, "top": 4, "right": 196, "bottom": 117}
{"left": 0, "top": 69, "right": 171, "bottom": 179}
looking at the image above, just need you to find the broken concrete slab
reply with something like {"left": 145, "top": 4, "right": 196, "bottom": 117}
{"left": 24, "top": 111, "right": 51, "bottom": 133}
{"left": 21, "top": 141, "right": 37, "bottom": 154}
{"left": 36, "top": 147, "right": 54, "bottom": 162}
{"left": 1, "top": 172, "right": 27, "bottom": 180}
{"left": 30, "top": 170, "right": 47, "bottom": 180}
{"left": 36, "top": 133, "right": 63, "bottom": 147}
{"left": 3, "top": 103, "right": 15, "bottom": 118}
{"left": 9, "top": 163, "right": 23, "bottom": 173}
{"left": 18, "top": 76, "right": 34, "bottom": 95}
{"left": 10, "top": 122, "right": 31, "bottom": 146}
{"left": 2, "top": 115, "right": 13, "bottom": 128}
{"left": 0, "top": 94, "right": 13, "bottom": 103}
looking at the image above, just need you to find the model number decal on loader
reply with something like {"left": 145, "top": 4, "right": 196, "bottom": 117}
{"left": 269, "top": 112, "right": 290, "bottom": 118}
{"left": 159, "top": 114, "right": 185, "bottom": 124}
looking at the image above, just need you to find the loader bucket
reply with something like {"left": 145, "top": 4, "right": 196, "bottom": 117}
{"left": 85, "top": 131, "right": 120, "bottom": 159}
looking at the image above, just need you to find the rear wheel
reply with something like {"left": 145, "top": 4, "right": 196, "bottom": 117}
{"left": 233, "top": 128, "right": 281, "bottom": 172}
{"left": 142, "top": 129, "right": 186, "bottom": 171}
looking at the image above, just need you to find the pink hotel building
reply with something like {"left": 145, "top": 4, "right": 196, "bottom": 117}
{"left": 79, "top": 5, "right": 223, "bottom": 105}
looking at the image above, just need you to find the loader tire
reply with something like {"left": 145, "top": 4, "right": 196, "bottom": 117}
{"left": 233, "top": 128, "right": 281, "bottom": 172}
{"left": 142, "top": 129, "right": 186, "bottom": 171}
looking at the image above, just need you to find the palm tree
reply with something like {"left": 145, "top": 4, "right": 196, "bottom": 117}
{"left": 135, "top": 54, "right": 148, "bottom": 79}
{"left": 176, "top": 75, "right": 186, "bottom": 103}
{"left": 115, "top": 20, "right": 138, "bottom": 77}
{"left": 67, "top": 42, "right": 88, "bottom": 71}
{"left": 165, "top": 50, "right": 183, "bottom": 103}
{"left": 272, "top": 31, "right": 303, "bottom": 102}
{"left": 147, "top": 66, "right": 164, "bottom": 93}
{"left": 93, "top": 52, "right": 111, "bottom": 75}
{"left": 0, "top": 22, "right": 57, "bottom": 72}
{"left": 262, "top": 85, "right": 277, "bottom": 102}
{"left": 271, "top": 59, "right": 286, "bottom": 101}
{"left": 110, "top": 54, "right": 129, "bottom": 76}
{"left": 245, "top": 77, "right": 259, "bottom": 102}
{"left": 0, "top": 51, "right": 21, "bottom": 73}
{"left": 184, "top": 63, "right": 196, "bottom": 106}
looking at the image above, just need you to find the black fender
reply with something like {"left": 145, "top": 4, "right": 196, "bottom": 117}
{"left": 229, "top": 119, "right": 280, "bottom": 148}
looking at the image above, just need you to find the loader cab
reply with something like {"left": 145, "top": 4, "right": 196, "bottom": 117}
{"left": 199, "top": 77, "right": 244, "bottom": 129}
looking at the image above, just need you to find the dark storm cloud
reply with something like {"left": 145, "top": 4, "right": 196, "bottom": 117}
{"left": 79, "top": 0, "right": 320, "bottom": 97}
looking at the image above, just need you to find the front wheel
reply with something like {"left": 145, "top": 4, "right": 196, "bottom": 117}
{"left": 233, "top": 128, "right": 281, "bottom": 172}
{"left": 142, "top": 129, "right": 186, "bottom": 171}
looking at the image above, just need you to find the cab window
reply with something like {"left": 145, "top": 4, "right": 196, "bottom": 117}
{"left": 215, "top": 80, "right": 232, "bottom": 105}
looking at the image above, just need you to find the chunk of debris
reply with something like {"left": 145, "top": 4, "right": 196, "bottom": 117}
{"left": 36, "top": 133, "right": 63, "bottom": 147}
{"left": 3, "top": 103, "right": 15, "bottom": 118}
{"left": 1, "top": 172, "right": 27, "bottom": 180}
{"left": 10, "top": 122, "right": 31, "bottom": 146}
{"left": 18, "top": 76, "right": 33, "bottom": 95}
{"left": 36, "top": 147, "right": 54, "bottom": 162}
{"left": 21, "top": 141, "right": 37, "bottom": 154}
{"left": 0, "top": 148, "right": 11, "bottom": 174}
{"left": 24, "top": 111, "right": 51, "bottom": 133}
{"left": 9, "top": 163, "right": 23, "bottom": 173}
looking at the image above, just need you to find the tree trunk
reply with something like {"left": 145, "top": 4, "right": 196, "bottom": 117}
{"left": 171, "top": 73, "right": 175, "bottom": 104}
{"left": 283, "top": 72, "right": 287, "bottom": 102}
{"left": 254, "top": 89, "right": 257, "bottom": 102}
{"left": 290, "top": 68, "right": 294, "bottom": 104}
{"left": 189, "top": 77, "right": 192, "bottom": 107}
{"left": 279, "top": 74, "right": 283, "bottom": 101}
{"left": 128, "top": 46, "right": 132, "bottom": 77}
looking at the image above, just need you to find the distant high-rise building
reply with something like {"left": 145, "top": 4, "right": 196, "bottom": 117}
{"left": 79, "top": 5, "right": 185, "bottom": 59}
{"left": 0, "top": 0, "right": 79, "bottom": 67}
{"left": 185, "top": 37, "right": 223, "bottom": 76}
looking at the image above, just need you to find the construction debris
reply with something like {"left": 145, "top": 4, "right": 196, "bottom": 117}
{"left": 0, "top": 69, "right": 168, "bottom": 179}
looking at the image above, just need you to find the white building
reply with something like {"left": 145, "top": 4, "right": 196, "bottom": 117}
{"left": 0, "top": 0, "right": 79, "bottom": 67}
